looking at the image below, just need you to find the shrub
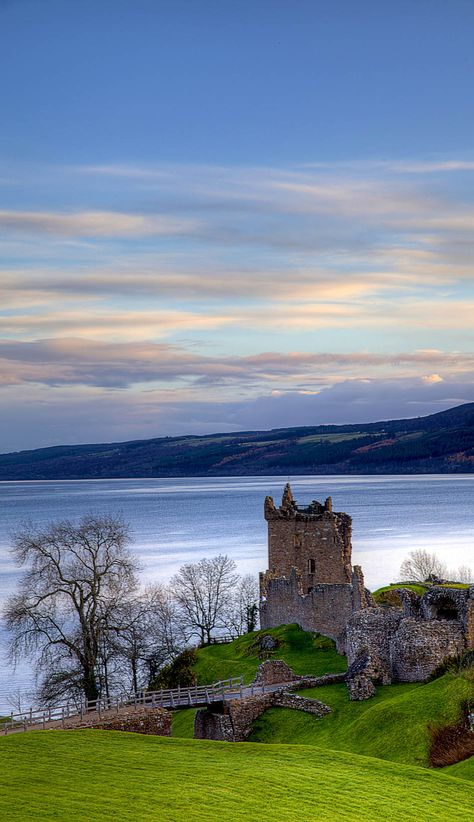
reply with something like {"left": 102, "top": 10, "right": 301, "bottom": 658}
{"left": 150, "top": 648, "right": 198, "bottom": 689}
{"left": 429, "top": 701, "right": 474, "bottom": 767}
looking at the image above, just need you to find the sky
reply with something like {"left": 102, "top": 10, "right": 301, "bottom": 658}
{"left": 1, "top": 0, "right": 474, "bottom": 452}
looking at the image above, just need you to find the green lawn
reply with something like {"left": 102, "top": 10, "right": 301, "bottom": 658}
{"left": 193, "top": 624, "right": 347, "bottom": 684}
{"left": 445, "top": 756, "right": 474, "bottom": 781}
{"left": 171, "top": 707, "right": 196, "bottom": 737}
{"left": 174, "top": 664, "right": 473, "bottom": 781}
{"left": 0, "top": 731, "right": 472, "bottom": 822}
{"left": 248, "top": 672, "right": 473, "bottom": 770}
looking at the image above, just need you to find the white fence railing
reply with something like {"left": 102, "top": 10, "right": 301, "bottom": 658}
{"left": 0, "top": 676, "right": 246, "bottom": 735}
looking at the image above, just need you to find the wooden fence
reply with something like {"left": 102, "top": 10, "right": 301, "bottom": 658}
{"left": 0, "top": 676, "right": 247, "bottom": 735}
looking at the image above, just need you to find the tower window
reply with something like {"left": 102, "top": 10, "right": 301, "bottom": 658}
{"left": 308, "top": 558, "right": 316, "bottom": 574}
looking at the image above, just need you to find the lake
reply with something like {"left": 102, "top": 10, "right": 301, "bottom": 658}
{"left": 0, "top": 474, "right": 472, "bottom": 711}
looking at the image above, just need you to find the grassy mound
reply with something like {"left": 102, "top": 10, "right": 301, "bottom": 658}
{"left": 373, "top": 582, "right": 470, "bottom": 606}
{"left": 372, "top": 583, "right": 428, "bottom": 605}
{"left": 192, "top": 624, "right": 346, "bottom": 684}
{"left": 248, "top": 671, "right": 473, "bottom": 771}
{"left": 0, "top": 731, "right": 472, "bottom": 821}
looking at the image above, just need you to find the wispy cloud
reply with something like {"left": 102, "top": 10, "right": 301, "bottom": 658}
{"left": 1, "top": 157, "right": 473, "bottom": 448}
{"left": 0, "top": 209, "right": 198, "bottom": 238}
{"left": 1, "top": 338, "right": 473, "bottom": 390}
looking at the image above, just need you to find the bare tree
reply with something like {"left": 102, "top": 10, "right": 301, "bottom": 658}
{"left": 3, "top": 514, "right": 139, "bottom": 705}
{"left": 225, "top": 574, "right": 260, "bottom": 636}
{"left": 171, "top": 554, "right": 239, "bottom": 644}
{"left": 452, "top": 565, "right": 473, "bottom": 584}
{"left": 111, "top": 584, "right": 185, "bottom": 693}
{"left": 399, "top": 549, "right": 448, "bottom": 583}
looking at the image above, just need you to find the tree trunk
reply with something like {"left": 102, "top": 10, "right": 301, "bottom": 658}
{"left": 132, "top": 659, "right": 138, "bottom": 694}
{"left": 83, "top": 667, "right": 99, "bottom": 707}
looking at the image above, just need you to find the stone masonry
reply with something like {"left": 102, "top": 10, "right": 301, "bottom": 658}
{"left": 346, "top": 586, "right": 474, "bottom": 698}
{"left": 258, "top": 485, "right": 474, "bottom": 700}
{"left": 252, "top": 659, "right": 299, "bottom": 685}
{"left": 194, "top": 690, "right": 331, "bottom": 742}
{"left": 61, "top": 706, "right": 172, "bottom": 736}
{"left": 259, "top": 484, "right": 372, "bottom": 652}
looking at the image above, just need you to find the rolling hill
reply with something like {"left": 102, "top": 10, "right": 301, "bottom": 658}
{"left": 0, "top": 732, "right": 472, "bottom": 822}
{"left": 1, "top": 402, "right": 474, "bottom": 480}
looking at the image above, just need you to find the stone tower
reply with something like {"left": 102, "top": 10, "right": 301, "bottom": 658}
{"left": 259, "top": 484, "right": 370, "bottom": 652}
{"left": 263, "top": 482, "right": 353, "bottom": 593}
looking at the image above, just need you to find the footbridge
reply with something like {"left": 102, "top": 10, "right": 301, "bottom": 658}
{"left": 1, "top": 676, "right": 293, "bottom": 735}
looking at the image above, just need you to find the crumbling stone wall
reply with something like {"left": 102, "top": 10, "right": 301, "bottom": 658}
{"left": 62, "top": 706, "right": 172, "bottom": 736}
{"left": 346, "top": 586, "right": 474, "bottom": 698}
{"left": 194, "top": 691, "right": 331, "bottom": 742}
{"left": 260, "top": 568, "right": 365, "bottom": 653}
{"left": 252, "top": 660, "right": 347, "bottom": 691}
{"left": 253, "top": 659, "right": 299, "bottom": 685}
{"left": 391, "top": 619, "right": 465, "bottom": 681}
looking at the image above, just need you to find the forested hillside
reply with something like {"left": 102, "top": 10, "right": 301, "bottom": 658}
{"left": 1, "top": 403, "right": 473, "bottom": 480}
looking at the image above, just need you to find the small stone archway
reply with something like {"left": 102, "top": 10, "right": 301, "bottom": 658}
{"left": 422, "top": 590, "right": 462, "bottom": 623}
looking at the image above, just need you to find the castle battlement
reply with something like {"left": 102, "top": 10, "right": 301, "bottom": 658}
{"left": 264, "top": 483, "right": 336, "bottom": 521}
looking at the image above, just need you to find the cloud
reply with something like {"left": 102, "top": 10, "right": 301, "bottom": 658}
{"left": 1, "top": 157, "right": 473, "bottom": 450}
{"left": 1, "top": 375, "right": 473, "bottom": 453}
{"left": 422, "top": 374, "right": 444, "bottom": 384}
{"left": 0, "top": 338, "right": 473, "bottom": 390}
{"left": 2, "top": 267, "right": 414, "bottom": 303}
{"left": 0, "top": 309, "right": 233, "bottom": 339}
{"left": 0, "top": 210, "right": 198, "bottom": 238}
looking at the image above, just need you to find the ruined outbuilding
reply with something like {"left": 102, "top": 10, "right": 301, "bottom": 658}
{"left": 259, "top": 484, "right": 372, "bottom": 652}
{"left": 346, "top": 584, "right": 474, "bottom": 698}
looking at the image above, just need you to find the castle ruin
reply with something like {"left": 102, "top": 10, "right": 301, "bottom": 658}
{"left": 259, "top": 483, "right": 474, "bottom": 697}
{"left": 346, "top": 584, "right": 474, "bottom": 698}
{"left": 259, "top": 483, "right": 372, "bottom": 652}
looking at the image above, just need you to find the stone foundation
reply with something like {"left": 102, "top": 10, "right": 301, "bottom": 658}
{"left": 62, "top": 706, "right": 172, "bottom": 736}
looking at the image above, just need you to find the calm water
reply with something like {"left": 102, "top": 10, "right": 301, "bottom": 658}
{"left": 0, "top": 475, "right": 472, "bottom": 711}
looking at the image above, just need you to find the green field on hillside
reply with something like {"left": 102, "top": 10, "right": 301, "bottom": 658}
{"left": 249, "top": 672, "right": 472, "bottom": 769}
{"left": 173, "top": 675, "right": 473, "bottom": 775}
{"left": 0, "top": 731, "right": 472, "bottom": 822}
{"left": 193, "top": 624, "right": 347, "bottom": 684}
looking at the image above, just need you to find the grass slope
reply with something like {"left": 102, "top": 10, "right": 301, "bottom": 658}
{"left": 193, "top": 624, "right": 347, "bottom": 685}
{"left": 249, "top": 672, "right": 473, "bottom": 771}
{"left": 0, "top": 731, "right": 472, "bottom": 822}
{"left": 445, "top": 756, "right": 474, "bottom": 781}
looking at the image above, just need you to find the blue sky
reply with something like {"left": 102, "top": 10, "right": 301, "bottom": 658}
{"left": 1, "top": 0, "right": 474, "bottom": 450}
